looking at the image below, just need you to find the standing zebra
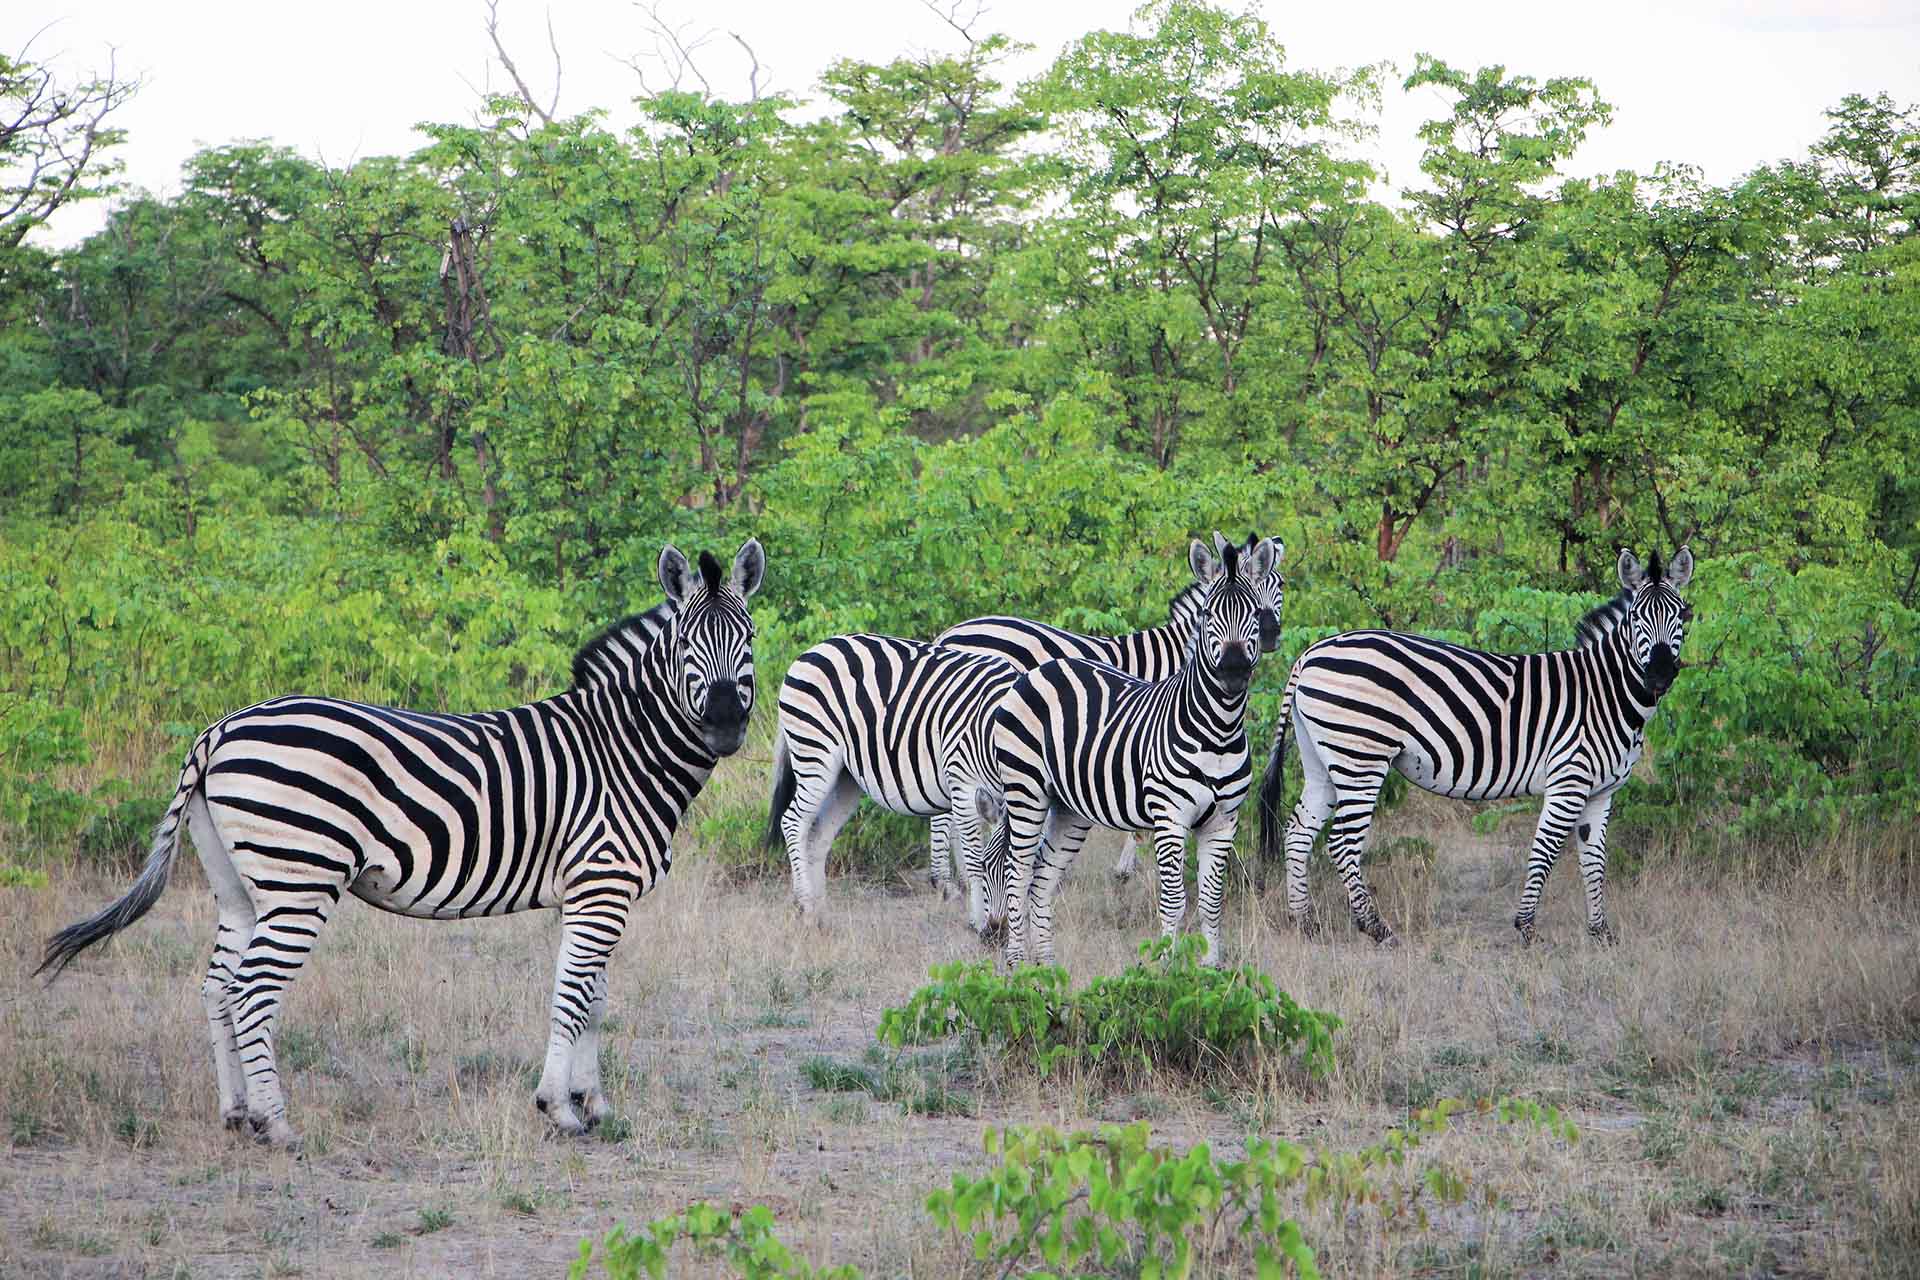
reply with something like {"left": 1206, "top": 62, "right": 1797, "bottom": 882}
{"left": 37, "top": 541, "right": 766, "bottom": 1145}
{"left": 1259, "top": 548, "right": 1693, "bottom": 947}
{"left": 936, "top": 533, "right": 1284, "bottom": 883}
{"left": 995, "top": 536, "right": 1276, "bottom": 968}
{"left": 766, "top": 635, "right": 1020, "bottom": 935}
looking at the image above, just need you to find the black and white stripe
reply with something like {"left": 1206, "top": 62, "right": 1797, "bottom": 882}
{"left": 994, "top": 536, "right": 1277, "bottom": 967}
{"left": 937, "top": 534, "right": 1284, "bottom": 881}
{"left": 38, "top": 540, "right": 766, "bottom": 1145}
{"left": 765, "top": 634, "right": 1019, "bottom": 935}
{"left": 1258, "top": 547, "right": 1694, "bottom": 946}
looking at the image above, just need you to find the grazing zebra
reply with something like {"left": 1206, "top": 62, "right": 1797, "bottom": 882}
{"left": 766, "top": 634, "right": 1020, "bottom": 935}
{"left": 995, "top": 536, "right": 1276, "bottom": 968}
{"left": 936, "top": 533, "right": 1284, "bottom": 884}
{"left": 1258, "top": 547, "right": 1694, "bottom": 947}
{"left": 37, "top": 541, "right": 766, "bottom": 1145}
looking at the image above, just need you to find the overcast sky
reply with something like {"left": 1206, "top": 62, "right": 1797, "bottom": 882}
{"left": 11, "top": 0, "right": 1920, "bottom": 246}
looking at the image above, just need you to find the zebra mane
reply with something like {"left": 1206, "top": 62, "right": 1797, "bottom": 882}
{"left": 571, "top": 602, "right": 675, "bottom": 691}
{"left": 1575, "top": 592, "right": 1631, "bottom": 649}
{"left": 1166, "top": 582, "right": 1207, "bottom": 624}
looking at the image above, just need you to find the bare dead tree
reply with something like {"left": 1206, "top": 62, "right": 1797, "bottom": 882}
{"left": 0, "top": 36, "right": 139, "bottom": 250}
{"left": 482, "top": 0, "right": 561, "bottom": 126}
{"left": 625, "top": 3, "right": 768, "bottom": 102}
{"left": 922, "top": 0, "right": 989, "bottom": 50}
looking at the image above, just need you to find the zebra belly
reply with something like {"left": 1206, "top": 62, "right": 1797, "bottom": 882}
{"left": 347, "top": 851, "right": 557, "bottom": 918}
{"left": 1391, "top": 748, "right": 1537, "bottom": 802}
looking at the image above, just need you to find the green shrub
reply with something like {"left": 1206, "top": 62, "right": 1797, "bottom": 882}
{"left": 928, "top": 1099, "right": 1578, "bottom": 1279}
{"left": 877, "top": 935, "right": 1340, "bottom": 1080}
{"left": 571, "top": 1202, "right": 858, "bottom": 1280}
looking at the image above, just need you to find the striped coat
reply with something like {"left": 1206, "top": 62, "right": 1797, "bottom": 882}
{"left": 1259, "top": 547, "right": 1694, "bottom": 945}
{"left": 39, "top": 541, "right": 766, "bottom": 1144}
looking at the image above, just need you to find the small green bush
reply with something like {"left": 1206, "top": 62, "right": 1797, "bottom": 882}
{"left": 929, "top": 1099, "right": 1579, "bottom": 1279}
{"left": 877, "top": 935, "right": 1340, "bottom": 1080}
{"left": 570, "top": 1202, "right": 858, "bottom": 1280}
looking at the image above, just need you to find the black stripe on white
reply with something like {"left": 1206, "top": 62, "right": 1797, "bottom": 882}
{"left": 1258, "top": 546, "right": 1694, "bottom": 946}
{"left": 38, "top": 540, "right": 766, "bottom": 1145}
{"left": 766, "top": 634, "right": 1020, "bottom": 935}
{"left": 993, "top": 536, "right": 1276, "bottom": 967}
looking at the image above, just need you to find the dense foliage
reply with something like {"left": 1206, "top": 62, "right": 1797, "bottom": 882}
{"left": 3, "top": 1, "right": 1917, "bottom": 868}
{"left": 877, "top": 936, "right": 1341, "bottom": 1079}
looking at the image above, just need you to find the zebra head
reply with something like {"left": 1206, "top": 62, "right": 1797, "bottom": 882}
{"left": 1617, "top": 546, "right": 1694, "bottom": 700}
{"left": 974, "top": 786, "right": 1011, "bottom": 941}
{"left": 658, "top": 538, "right": 766, "bottom": 757}
{"left": 1210, "top": 532, "right": 1285, "bottom": 653}
{"left": 1189, "top": 535, "right": 1276, "bottom": 696}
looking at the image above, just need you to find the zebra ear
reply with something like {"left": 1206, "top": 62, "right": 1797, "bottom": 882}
{"left": 1665, "top": 546, "right": 1694, "bottom": 590}
{"left": 659, "top": 544, "right": 695, "bottom": 606}
{"left": 973, "top": 786, "right": 1006, "bottom": 829}
{"left": 1245, "top": 535, "right": 1277, "bottom": 580}
{"left": 1617, "top": 548, "right": 1648, "bottom": 594}
{"left": 1189, "top": 539, "right": 1221, "bottom": 584}
{"left": 1266, "top": 535, "right": 1286, "bottom": 566}
{"left": 731, "top": 538, "right": 766, "bottom": 599}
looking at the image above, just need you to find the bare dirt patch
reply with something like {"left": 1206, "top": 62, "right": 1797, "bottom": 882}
{"left": 4, "top": 811, "right": 1916, "bottom": 1278}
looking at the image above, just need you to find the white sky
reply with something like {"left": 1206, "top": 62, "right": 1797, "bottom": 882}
{"left": 11, "top": 0, "right": 1920, "bottom": 246}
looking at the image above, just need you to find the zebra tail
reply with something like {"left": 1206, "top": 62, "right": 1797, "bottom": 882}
{"left": 763, "top": 728, "right": 796, "bottom": 855}
{"left": 37, "top": 729, "right": 212, "bottom": 981}
{"left": 1257, "top": 669, "right": 1302, "bottom": 863}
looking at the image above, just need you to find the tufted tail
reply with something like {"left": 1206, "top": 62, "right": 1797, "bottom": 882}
{"left": 38, "top": 728, "right": 214, "bottom": 980}
{"left": 1257, "top": 660, "right": 1306, "bottom": 864}
{"left": 763, "top": 727, "right": 796, "bottom": 855}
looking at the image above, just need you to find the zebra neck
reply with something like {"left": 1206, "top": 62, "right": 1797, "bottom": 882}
{"left": 579, "top": 630, "right": 722, "bottom": 788}
{"left": 1171, "top": 654, "right": 1248, "bottom": 747}
{"left": 1598, "top": 622, "right": 1658, "bottom": 730}
{"left": 1108, "top": 617, "right": 1191, "bottom": 677}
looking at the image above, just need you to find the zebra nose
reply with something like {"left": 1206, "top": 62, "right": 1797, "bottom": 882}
{"left": 1256, "top": 608, "right": 1280, "bottom": 653}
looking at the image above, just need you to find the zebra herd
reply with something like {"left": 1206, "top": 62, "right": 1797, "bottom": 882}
{"left": 38, "top": 535, "right": 1695, "bottom": 1144}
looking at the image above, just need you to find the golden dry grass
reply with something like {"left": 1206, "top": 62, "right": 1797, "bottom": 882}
{"left": 2, "top": 784, "right": 1917, "bottom": 1278}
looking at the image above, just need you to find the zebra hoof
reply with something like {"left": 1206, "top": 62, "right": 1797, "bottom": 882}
{"left": 1289, "top": 912, "right": 1321, "bottom": 939}
{"left": 937, "top": 881, "right": 962, "bottom": 903}
{"left": 247, "top": 1114, "right": 300, "bottom": 1148}
{"left": 1374, "top": 930, "right": 1401, "bottom": 950}
{"left": 1588, "top": 923, "right": 1619, "bottom": 946}
{"left": 222, "top": 1106, "right": 250, "bottom": 1132}
{"left": 1513, "top": 915, "right": 1537, "bottom": 947}
{"left": 1111, "top": 869, "right": 1133, "bottom": 885}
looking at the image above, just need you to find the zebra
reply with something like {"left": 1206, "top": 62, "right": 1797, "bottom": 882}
{"left": 936, "top": 533, "right": 1284, "bottom": 886}
{"left": 994, "top": 535, "right": 1276, "bottom": 968}
{"left": 36, "top": 540, "right": 766, "bottom": 1145}
{"left": 765, "top": 634, "right": 1020, "bottom": 936}
{"left": 1258, "top": 547, "right": 1694, "bottom": 948}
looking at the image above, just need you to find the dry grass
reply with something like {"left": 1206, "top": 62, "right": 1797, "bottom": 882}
{"left": 3, "top": 784, "right": 1916, "bottom": 1278}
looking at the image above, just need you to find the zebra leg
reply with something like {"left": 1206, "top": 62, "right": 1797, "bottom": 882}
{"left": 1027, "top": 813, "right": 1093, "bottom": 967}
{"left": 1111, "top": 831, "right": 1141, "bottom": 883}
{"left": 1284, "top": 717, "right": 1337, "bottom": 935}
{"left": 1573, "top": 793, "right": 1619, "bottom": 945}
{"left": 567, "top": 968, "right": 612, "bottom": 1127}
{"left": 1510, "top": 788, "right": 1586, "bottom": 945}
{"left": 1326, "top": 764, "right": 1397, "bottom": 946}
{"left": 1000, "top": 789, "right": 1048, "bottom": 968}
{"left": 535, "top": 886, "right": 634, "bottom": 1135}
{"left": 784, "top": 766, "right": 860, "bottom": 924}
{"left": 929, "top": 812, "right": 961, "bottom": 902}
{"left": 1150, "top": 826, "right": 1190, "bottom": 941}
{"left": 187, "top": 794, "right": 253, "bottom": 1131}
{"left": 227, "top": 882, "right": 341, "bottom": 1146}
{"left": 1193, "top": 818, "right": 1236, "bottom": 967}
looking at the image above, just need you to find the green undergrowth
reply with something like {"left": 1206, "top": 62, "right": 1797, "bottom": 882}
{"left": 877, "top": 935, "right": 1340, "bottom": 1081}
{"left": 571, "top": 1098, "right": 1579, "bottom": 1279}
